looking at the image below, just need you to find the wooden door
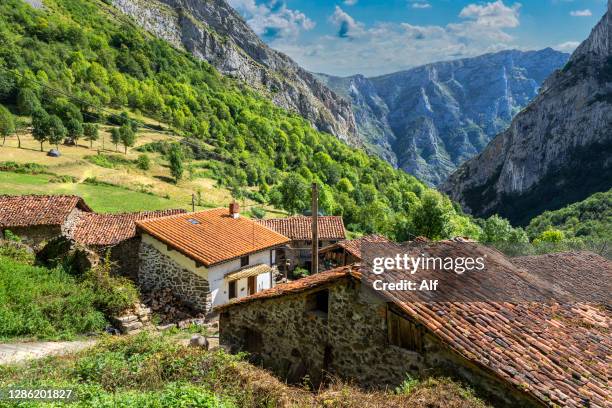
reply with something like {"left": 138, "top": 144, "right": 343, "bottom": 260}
{"left": 247, "top": 276, "right": 256, "bottom": 295}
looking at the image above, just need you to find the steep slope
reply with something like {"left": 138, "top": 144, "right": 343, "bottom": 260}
{"left": 318, "top": 49, "right": 568, "bottom": 185}
{"left": 112, "top": 0, "right": 358, "bottom": 144}
{"left": 442, "top": 1, "right": 612, "bottom": 225}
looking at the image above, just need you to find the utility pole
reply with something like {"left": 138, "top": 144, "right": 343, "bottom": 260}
{"left": 311, "top": 183, "right": 319, "bottom": 275}
{"left": 191, "top": 193, "right": 196, "bottom": 212}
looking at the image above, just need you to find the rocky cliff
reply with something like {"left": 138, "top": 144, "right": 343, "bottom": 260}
{"left": 442, "top": 1, "right": 612, "bottom": 225}
{"left": 318, "top": 49, "right": 568, "bottom": 185}
{"left": 111, "top": 0, "right": 358, "bottom": 144}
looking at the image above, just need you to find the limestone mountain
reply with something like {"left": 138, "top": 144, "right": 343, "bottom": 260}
{"left": 442, "top": 1, "right": 612, "bottom": 225}
{"left": 317, "top": 49, "right": 568, "bottom": 186}
{"left": 112, "top": 0, "right": 358, "bottom": 144}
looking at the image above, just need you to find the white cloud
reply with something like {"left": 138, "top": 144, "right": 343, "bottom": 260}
{"left": 227, "top": 0, "right": 315, "bottom": 39}
{"left": 554, "top": 41, "right": 580, "bottom": 52}
{"left": 411, "top": 2, "right": 432, "bottom": 9}
{"left": 569, "top": 9, "right": 592, "bottom": 17}
{"left": 330, "top": 6, "right": 365, "bottom": 38}
{"left": 459, "top": 0, "right": 521, "bottom": 28}
{"left": 344, "top": 0, "right": 358, "bottom": 6}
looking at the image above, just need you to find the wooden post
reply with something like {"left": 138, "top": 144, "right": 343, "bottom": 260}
{"left": 311, "top": 183, "right": 319, "bottom": 275}
{"left": 192, "top": 193, "right": 196, "bottom": 212}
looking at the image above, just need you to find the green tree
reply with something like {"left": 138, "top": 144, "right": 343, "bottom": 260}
{"left": 83, "top": 123, "right": 99, "bottom": 148}
{"left": 411, "top": 191, "right": 453, "bottom": 239}
{"left": 16, "top": 88, "right": 40, "bottom": 115}
{"left": 534, "top": 229, "right": 565, "bottom": 244}
{"left": 119, "top": 124, "right": 136, "bottom": 154}
{"left": 0, "top": 105, "right": 15, "bottom": 146}
{"left": 110, "top": 127, "right": 121, "bottom": 152}
{"left": 66, "top": 118, "right": 84, "bottom": 146}
{"left": 480, "top": 215, "right": 528, "bottom": 243}
{"left": 32, "top": 110, "right": 49, "bottom": 152}
{"left": 46, "top": 115, "right": 67, "bottom": 149}
{"left": 168, "top": 145, "right": 183, "bottom": 184}
{"left": 275, "top": 173, "right": 309, "bottom": 215}
{"left": 136, "top": 153, "right": 150, "bottom": 170}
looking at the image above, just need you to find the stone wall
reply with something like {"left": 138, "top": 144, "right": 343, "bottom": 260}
{"left": 139, "top": 241, "right": 211, "bottom": 312}
{"left": 92, "top": 238, "right": 142, "bottom": 281}
{"left": 3, "top": 225, "right": 62, "bottom": 247}
{"left": 219, "top": 278, "right": 541, "bottom": 407}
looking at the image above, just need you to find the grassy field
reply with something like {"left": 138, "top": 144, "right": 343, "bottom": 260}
{"left": 0, "top": 333, "right": 490, "bottom": 408}
{"left": 0, "top": 127, "right": 281, "bottom": 216}
{"left": 0, "top": 171, "right": 187, "bottom": 213}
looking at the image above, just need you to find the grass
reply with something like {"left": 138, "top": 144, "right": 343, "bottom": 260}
{"left": 0, "top": 171, "right": 185, "bottom": 213}
{"left": 0, "top": 333, "right": 490, "bottom": 408}
{"left": 0, "top": 131, "right": 278, "bottom": 214}
{"left": 0, "top": 256, "right": 106, "bottom": 341}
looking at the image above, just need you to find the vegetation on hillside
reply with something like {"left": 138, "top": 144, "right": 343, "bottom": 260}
{"left": 0, "top": 0, "right": 479, "bottom": 240}
{"left": 526, "top": 189, "right": 611, "bottom": 243}
{"left": 0, "top": 332, "right": 490, "bottom": 407}
{"left": 0, "top": 246, "right": 138, "bottom": 340}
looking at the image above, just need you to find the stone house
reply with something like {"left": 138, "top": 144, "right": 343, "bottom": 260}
{"left": 217, "top": 243, "right": 610, "bottom": 408}
{"left": 64, "top": 209, "right": 186, "bottom": 279}
{"left": 136, "top": 204, "right": 291, "bottom": 314}
{"left": 0, "top": 195, "right": 92, "bottom": 246}
{"left": 257, "top": 216, "right": 346, "bottom": 273}
{"left": 320, "top": 234, "right": 390, "bottom": 269}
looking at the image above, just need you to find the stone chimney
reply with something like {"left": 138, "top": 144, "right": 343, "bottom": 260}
{"left": 229, "top": 201, "right": 240, "bottom": 219}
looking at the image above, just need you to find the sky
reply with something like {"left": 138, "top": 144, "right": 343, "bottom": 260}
{"left": 226, "top": 0, "right": 608, "bottom": 77}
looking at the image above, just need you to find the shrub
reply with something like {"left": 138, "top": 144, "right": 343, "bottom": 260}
{"left": 136, "top": 153, "right": 151, "bottom": 170}
{"left": 49, "top": 174, "right": 78, "bottom": 183}
{"left": 0, "top": 256, "right": 107, "bottom": 340}
{"left": 82, "top": 253, "right": 139, "bottom": 316}
{"left": 250, "top": 207, "right": 266, "bottom": 219}
{"left": 292, "top": 267, "right": 310, "bottom": 279}
{"left": 0, "top": 161, "right": 49, "bottom": 174}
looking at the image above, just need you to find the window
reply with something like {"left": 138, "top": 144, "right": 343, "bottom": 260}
{"left": 247, "top": 275, "right": 256, "bottom": 295}
{"left": 243, "top": 327, "right": 263, "bottom": 353}
{"left": 306, "top": 289, "right": 329, "bottom": 314}
{"left": 240, "top": 255, "right": 249, "bottom": 267}
{"left": 387, "top": 308, "right": 423, "bottom": 352}
{"left": 229, "top": 280, "right": 237, "bottom": 299}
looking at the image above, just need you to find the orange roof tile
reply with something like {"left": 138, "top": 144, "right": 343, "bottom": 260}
{"left": 218, "top": 244, "right": 611, "bottom": 408}
{"left": 257, "top": 216, "right": 346, "bottom": 241}
{"left": 67, "top": 209, "right": 186, "bottom": 246}
{"left": 0, "top": 195, "right": 92, "bottom": 228}
{"left": 137, "top": 209, "right": 291, "bottom": 266}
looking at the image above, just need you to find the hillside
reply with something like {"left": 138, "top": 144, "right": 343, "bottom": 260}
{"left": 318, "top": 49, "right": 568, "bottom": 186}
{"left": 0, "top": 0, "right": 478, "bottom": 240}
{"left": 442, "top": 2, "right": 612, "bottom": 224}
{"left": 111, "top": 0, "right": 358, "bottom": 144}
{"left": 526, "top": 189, "right": 611, "bottom": 242}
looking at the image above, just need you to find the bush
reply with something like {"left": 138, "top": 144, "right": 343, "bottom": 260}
{"left": 250, "top": 207, "right": 266, "bottom": 219}
{"left": 136, "top": 153, "right": 151, "bottom": 170}
{"left": 49, "top": 174, "right": 78, "bottom": 183}
{"left": 0, "top": 256, "right": 107, "bottom": 340}
{"left": 292, "top": 267, "right": 310, "bottom": 279}
{"left": 82, "top": 253, "right": 139, "bottom": 316}
{"left": 0, "top": 161, "right": 49, "bottom": 174}
{"left": 85, "top": 154, "right": 133, "bottom": 169}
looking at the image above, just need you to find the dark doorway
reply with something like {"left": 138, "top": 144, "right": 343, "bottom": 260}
{"left": 247, "top": 275, "right": 256, "bottom": 295}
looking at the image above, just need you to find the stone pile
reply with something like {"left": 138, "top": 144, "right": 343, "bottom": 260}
{"left": 142, "top": 288, "right": 206, "bottom": 325}
{"left": 111, "top": 303, "right": 152, "bottom": 334}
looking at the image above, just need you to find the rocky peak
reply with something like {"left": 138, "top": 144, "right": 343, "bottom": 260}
{"left": 112, "top": 0, "right": 358, "bottom": 144}
{"left": 441, "top": 2, "right": 612, "bottom": 224}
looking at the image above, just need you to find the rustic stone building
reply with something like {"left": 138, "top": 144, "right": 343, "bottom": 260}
{"left": 136, "top": 204, "right": 291, "bottom": 314}
{"left": 64, "top": 209, "right": 186, "bottom": 279}
{"left": 0, "top": 195, "right": 92, "bottom": 246}
{"left": 218, "top": 243, "right": 611, "bottom": 408}
{"left": 257, "top": 216, "right": 346, "bottom": 273}
{"left": 320, "top": 234, "right": 390, "bottom": 269}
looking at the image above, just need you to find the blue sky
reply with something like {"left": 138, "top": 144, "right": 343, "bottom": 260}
{"left": 227, "top": 0, "right": 608, "bottom": 76}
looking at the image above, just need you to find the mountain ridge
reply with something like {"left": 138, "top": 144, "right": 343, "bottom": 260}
{"left": 112, "top": 0, "right": 359, "bottom": 145}
{"left": 317, "top": 48, "right": 569, "bottom": 185}
{"left": 441, "top": 1, "right": 612, "bottom": 224}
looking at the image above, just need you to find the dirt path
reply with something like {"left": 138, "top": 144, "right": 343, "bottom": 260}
{"left": 0, "top": 340, "right": 96, "bottom": 365}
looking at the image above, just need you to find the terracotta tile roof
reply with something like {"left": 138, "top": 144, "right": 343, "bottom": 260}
{"left": 218, "top": 245, "right": 611, "bottom": 408}
{"left": 256, "top": 216, "right": 346, "bottom": 241}
{"left": 217, "top": 264, "right": 360, "bottom": 309}
{"left": 0, "top": 195, "right": 92, "bottom": 228}
{"left": 67, "top": 209, "right": 186, "bottom": 246}
{"left": 137, "top": 209, "right": 291, "bottom": 266}
{"left": 320, "top": 234, "right": 390, "bottom": 259}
